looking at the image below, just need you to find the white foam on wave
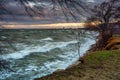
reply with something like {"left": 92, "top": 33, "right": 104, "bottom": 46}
{"left": 40, "top": 37, "right": 53, "bottom": 41}
{"left": 0, "top": 37, "right": 96, "bottom": 80}
{"left": 79, "top": 38, "right": 95, "bottom": 56}
{"left": 32, "top": 38, "right": 96, "bottom": 79}
{"left": 2, "top": 40, "right": 77, "bottom": 59}
{"left": 43, "top": 38, "right": 95, "bottom": 69}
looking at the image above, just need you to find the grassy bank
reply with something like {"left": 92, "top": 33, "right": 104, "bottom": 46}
{"left": 35, "top": 50, "right": 120, "bottom": 80}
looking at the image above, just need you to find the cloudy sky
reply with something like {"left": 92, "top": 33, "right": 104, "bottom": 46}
{"left": 0, "top": 0, "right": 104, "bottom": 25}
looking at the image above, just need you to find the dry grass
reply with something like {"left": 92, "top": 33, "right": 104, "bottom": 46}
{"left": 105, "top": 36, "right": 120, "bottom": 50}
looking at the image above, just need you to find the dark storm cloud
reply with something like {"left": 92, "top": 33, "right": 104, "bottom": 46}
{"left": 0, "top": 0, "right": 104, "bottom": 24}
{"left": 1, "top": 0, "right": 73, "bottom": 23}
{"left": 0, "top": 0, "right": 54, "bottom": 23}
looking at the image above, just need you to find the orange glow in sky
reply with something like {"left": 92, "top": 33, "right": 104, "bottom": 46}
{"left": 1, "top": 22, "right": 100, "bottom": 29}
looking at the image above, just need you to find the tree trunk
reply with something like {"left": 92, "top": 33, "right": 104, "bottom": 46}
{"left": 98, "top": 23, "right": 112, "bottom": 49}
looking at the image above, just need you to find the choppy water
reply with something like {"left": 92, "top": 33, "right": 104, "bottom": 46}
{"left": 0, "top": 29, "right": 97, "bottom": 80}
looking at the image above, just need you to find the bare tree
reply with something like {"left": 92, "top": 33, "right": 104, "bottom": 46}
{"left": 87, "top": 0, "right": 120, "bottom": 49}
{"left": 88, "top": 0, "right": 119, "bottom": 24}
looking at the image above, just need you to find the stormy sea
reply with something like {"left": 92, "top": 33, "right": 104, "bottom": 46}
{"left": 0, "top": 29, "right": 97, "bottom": 80}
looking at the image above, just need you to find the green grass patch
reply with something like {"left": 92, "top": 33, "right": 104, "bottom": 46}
{"left": 85, "top": 50, "right": 112, "bottom": 62}
{"left": 84, "top": 50, "right": 113, "bottom": 68}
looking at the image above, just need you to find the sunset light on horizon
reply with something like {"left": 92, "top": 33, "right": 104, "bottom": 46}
{"left": 1, "top": 22, "right": 99, "bottom": 29}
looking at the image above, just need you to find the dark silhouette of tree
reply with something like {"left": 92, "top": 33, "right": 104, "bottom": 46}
{"left": 88, "top": 0, "right": 119, "bottom": 23}
{"left": 87, "top": 0, "right": 120, "bottom": 49}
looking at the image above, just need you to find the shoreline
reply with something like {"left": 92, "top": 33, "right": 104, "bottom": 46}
{"left": 34, "top": 30, "right": 120, "bottom": 80}
{"left": 35, "top": 37, "right": 97, "bottom": 79}
{"left": 64, "top": 40, "right": 97, "bottom": 70}
{"left": 34, "top": 46, "right": 120, "bottom": 80}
